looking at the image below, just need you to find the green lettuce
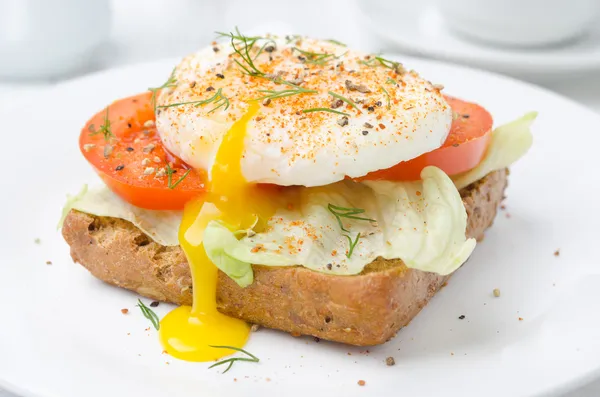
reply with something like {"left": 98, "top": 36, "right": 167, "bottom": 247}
{"left": 453, "top": 112, "right": 536, "bottom": 189}
{"left": 203, "top": 166, "right": 475, "bottom": 287}
{"left": 58, "top": 185, "right": 182, "bottom": 246}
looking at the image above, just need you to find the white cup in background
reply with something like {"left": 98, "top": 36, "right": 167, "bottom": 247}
{"left": 438, "top": 0, "right": 600, "bottom": 47}
{"left": 0, "top": 0, "right": 110, "bottom": 80}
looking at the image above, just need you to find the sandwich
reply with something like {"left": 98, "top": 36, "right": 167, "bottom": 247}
{"left": 59, "top": 30, "right": 535, "bottom": 363}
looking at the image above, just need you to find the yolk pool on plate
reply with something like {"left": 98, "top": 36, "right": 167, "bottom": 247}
{"left": 159, "top": 103, "right": 274, "bottom": 362}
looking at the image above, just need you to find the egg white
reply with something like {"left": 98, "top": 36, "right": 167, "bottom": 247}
{"left": 156, "top": 36, "right": 452, "bottom": 187}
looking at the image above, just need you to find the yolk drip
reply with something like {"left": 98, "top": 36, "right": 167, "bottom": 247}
{"left": 159, "top": 103, "right": 274, "bottom": 362}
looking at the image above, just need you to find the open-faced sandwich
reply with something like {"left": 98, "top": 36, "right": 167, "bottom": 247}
{"left": 59, "top": 30, "right": 535, "bottom": 364}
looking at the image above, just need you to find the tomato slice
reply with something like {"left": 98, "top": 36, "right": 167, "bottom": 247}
{"left": 359, "top": 96, "right": 493, "bottom": 181}
{"left": 79, "top": 92, "right": 206, "bottom": 210}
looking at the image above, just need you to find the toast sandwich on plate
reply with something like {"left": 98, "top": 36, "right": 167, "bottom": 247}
{"left": 59, "top": 30, "right": 535, "bottom": 362}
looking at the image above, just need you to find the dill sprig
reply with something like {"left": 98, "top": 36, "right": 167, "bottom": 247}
{"left": 136, "top": 299, "right": 160, "bottom": 330}
{"left": 328, "top": 91, "right": 361, "bottom": 113}
{"left": 165, "top": 163, "right": 191, "bottom": 190}
{"left": 326, "top": 39, "right": 347, "bottom": 46}
{"left": 251, "top": 82, "right": 318, "bottom": 102}
{"left": 360, "top": 56, "right": 405, "bottom": 74}
{"left": 231, "top": 36, "right": 264, "bottom": 76}
{"left": 328, "top": 204, "right": 374, "bottom": 259}
{"left": 344, "top": 233, "right": 361, "bottom": 258}
{"left": 88, "top": 107, "right": 113, "bottom": 141}
{"left": 216, "top": 28, "right": 276, "bottom": 62}
{"left": 303, "top": 108, "right": 349, "bottom": 116}
{"left": 157, "top": 88, "right": 230, "bottom": 113}
{"left": 292, "top": 47, "right": 342, "bottom": 65}
{"left": 208, "top": 346, "right": 260, "bottom": 374}
{"left": 215, "top": 29, "right": 264, "bottom": 43}
{"left": 327, "top": 204, "right": 375, "bottom": 233}
{"left": 385, "top": 77, "right": 397, "bottom": 84}
{"left": 381, "top": 86, "right": 391, "bottom": 110}
{"left": 218, "top": 28, "right": 266, "bottom": 77}
{"left": 149, "top": 67, "right": 178, "bottom": 111}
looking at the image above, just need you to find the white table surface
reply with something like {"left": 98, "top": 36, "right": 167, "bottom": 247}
{"left": 2, "top": 0, "right": 600, "bottom": 396}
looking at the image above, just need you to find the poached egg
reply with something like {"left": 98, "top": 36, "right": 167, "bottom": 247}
{"left": 156, "top": 36, "right": 452, "bottom": 187}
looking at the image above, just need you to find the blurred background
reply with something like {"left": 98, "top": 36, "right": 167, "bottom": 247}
{"left": 2, "top": 0, "right": 600, "bottom": 110}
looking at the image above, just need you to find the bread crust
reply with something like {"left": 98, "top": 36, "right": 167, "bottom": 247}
{"left": 62, "top": 169, "right": 507, "bottom": 345}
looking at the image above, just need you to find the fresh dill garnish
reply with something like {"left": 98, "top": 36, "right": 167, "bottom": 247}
{"left": 89, "top": 107, "right": 113, "bottom": 141}
{"left": 208, "top": 346, "right": 260, "bottom": 374}
{"left": 303, "top": 108, "right": 349, "bottom": 116}
{"left": 165, "top": 163, "right": 191, "bottom": 189}
{"left": 148, "top": 67, "right": 178, "bottom": 111}
{"left": 231, "top": 35, "right": 264, "bottom": 76}
{"left": 327, "top": 204, "right": 375, "bottom": 233}
{"left": 216, "top": 29, "right": 274, "bottom": 61}
{"left": 157, "top": 88, "right": 230, "bottom": 113}
{"left": 344, "top": 233, "right": 361, "bottom": 258}
{"left": 328, "top": 91, "right": 361, "bottom": 113}
{"left": 292, "top": 47, "right": 341, "bottom": 65}
{"left": 218, "top": 28, "right": 266, "bottom": 76}
{"left": 385, "top": 77, "right": 397, "bottom": 84}
{"left": 328, "top": 204, "right": 374, "bottom": 259}
{"left": 215, "top": 29, "right": 263, "bottom": 43}
{"left": 251, "top": 82, "right": 318, "bottom": 102}
{"left": 136, "top": 299, "right": 160, "bottom": 330}
{"left": 360, "top": 56, "right": 405, "bottom": 74}
{"left": 326, "top": 39, "right": 347, "bottom": 46}
{"left": 381, "top": 86, "right": 391, "bottom": 110}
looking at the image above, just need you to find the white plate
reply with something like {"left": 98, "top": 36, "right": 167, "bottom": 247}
{"left": 360, "top": 1, "right": 600, "bottom": 81}
{"left": 1, "top": 56, "right": 600, "bottom": 397}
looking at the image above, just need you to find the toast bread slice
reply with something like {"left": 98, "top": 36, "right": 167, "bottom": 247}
{"left": 62, "top": 169, "right": 507, "bottom": 345}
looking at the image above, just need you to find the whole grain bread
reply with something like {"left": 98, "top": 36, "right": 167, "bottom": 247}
{"left": 62, "top": 169, "right": 507, "bottom": 345}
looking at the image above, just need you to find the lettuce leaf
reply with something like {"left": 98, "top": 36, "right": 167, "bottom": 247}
{"left": 59, "top": 185, "right": 182, "bottom": 246}
{"left": 453, "top": 112, "right": 536, "bottom": 189}
{"left": 203, "top": 166, "right": 476, "bottom": 287}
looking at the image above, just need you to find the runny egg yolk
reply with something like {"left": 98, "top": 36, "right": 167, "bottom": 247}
{"left": 159, "top": 103, "right": 274, "bottom": 361}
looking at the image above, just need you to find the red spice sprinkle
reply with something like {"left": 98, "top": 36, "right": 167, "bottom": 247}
{"left": 518, "top": 317, "right": 524, "bottom": 321}
{"left": 554, "top": 249, "right": 560, "bottom": 257}
{"left": 121, "top": 308, "right": 129, "bottom": 314}
{"left": 500, "top": 205, "right": 506, "bottom": 210}
{"left": 378, "top": 123, "right": 386, "bottom": 129}
{"left": 358, "top": 380, "right": 366, "bottom": 386}
{"left": 415, "top": 191, "right": 422, "bottom": 196}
